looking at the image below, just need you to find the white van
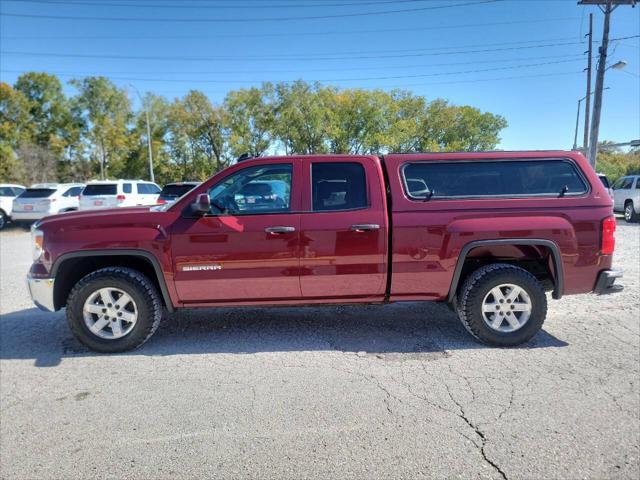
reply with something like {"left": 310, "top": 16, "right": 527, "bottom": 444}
{"left": 79, "top": 180, "right": 161, "bottom": 210}
{"left": 12, "top": 183, "right": 85, "bottom": 222}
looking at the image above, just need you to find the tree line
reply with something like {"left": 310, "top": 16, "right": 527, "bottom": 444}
{"left": 1, "top": 72, "right": 511, "bottom": 185}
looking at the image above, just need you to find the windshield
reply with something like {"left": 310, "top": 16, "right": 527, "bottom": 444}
{"left": 598, "top": 175, "right": 611, "bottom": 189}
{"left": 19, "top": 188, "right": 56, "bottom": 198}
{"left": 83, "top": 184, "right": 117, "bottom": 196}
{"left": 160, "top": 184, "right": 197, "bottom": 198}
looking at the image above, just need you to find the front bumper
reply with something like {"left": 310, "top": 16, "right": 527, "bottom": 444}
{"left": 594, "top": 270, "right": 624, "bottom": 295}
{"left": 26, "top": 275, "right": 56, "bottom": 311}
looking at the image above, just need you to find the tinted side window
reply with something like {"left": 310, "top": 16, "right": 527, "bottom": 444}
{"left": 621, "top": 177, "right": 634, "bottom": 189}
{"left": 312, "top": 162, "right": 367, "bottom": 211}
{"left": 137, "top": 184, "right": 148, "bottom": 194}
{"left": 63, "top": 187, "right": 82, "bottom": 196}
{"left": 123, "top": 183, "right": 132, "bottom": 194}
{"left": 402, "top": 160, "right": 588, "bottom": 199}
{"left": 207, "top": 164, "right": 292, "bottom": 215}
{"left": 636, "top": 178, "right": 640, "bottom": 189}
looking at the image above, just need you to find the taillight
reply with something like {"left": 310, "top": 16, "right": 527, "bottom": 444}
{"left": 157, "top": 198, "right": 167, "bottom": 204}
{"left": 117, "top": 194, "right": 126, "bottom": 202}
{"left": 601, "top": 216, "right": 616, "bottom": 255}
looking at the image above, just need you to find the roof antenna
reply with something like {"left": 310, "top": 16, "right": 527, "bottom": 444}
{"left": 237, "top": 153, "right": 253, "bottom": 162}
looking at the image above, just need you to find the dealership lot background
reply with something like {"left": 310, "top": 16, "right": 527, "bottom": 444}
{"left": 0, "top": 220, "right": 638, "bottom": 479}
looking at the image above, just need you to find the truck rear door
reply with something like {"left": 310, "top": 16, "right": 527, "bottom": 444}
{"left": 298, "top": 157, "right": 388, "bottom": 300}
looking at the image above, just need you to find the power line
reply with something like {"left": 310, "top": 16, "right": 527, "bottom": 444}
{"left": 1, "top": 59, "right": 584, "bottom": 84}
{"left": 1, "top": 0, "right": 438, "bottom": 9}
{"left": 0, "top": 40, "right": 594, "bottom": 62}
{"left": 0, "top": 17, "right": 582, "bottom": 39}
{"left": 6, "top": 36, "right": 635, "bottom": 62}
{"left": 380, "top": 70, "right": 584, "bottom": 90}
{"left": 0, "top": 53, "right": 584, "bottom": 76}
{"left": 0, "top": 0, "right": 503, "bottom": 22}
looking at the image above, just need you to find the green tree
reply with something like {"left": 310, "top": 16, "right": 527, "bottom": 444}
{"left": 167, "top": 91, "right": 228, "bottom": 180}
{"left": 326, "top": 89, "right": 388, "bottom": 154}
{"left": 126, "top": 93, "right": 174, "bottom": 182}
{"left": 225, "top": 84, "right": 275, "bottom": 158}
{"left": 0, "top": 83, "right": 31, "bottom": 182}
{"left": 419, "top": 99, "right": 507, "bottom": 152}
{"left": 273, "top": 81, "right": 332, "bottom": 154}
{"left": 14, "top": 72, "right": 75, "bottom": 159}
{"left": 70, "top": 77, "right": 133, "bottom": 179}
{"left": 596, "top": 142, "right": 640, "bottom": 180}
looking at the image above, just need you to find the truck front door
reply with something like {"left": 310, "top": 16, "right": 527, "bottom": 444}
{"left": 170, "top": 162, "right": 302, "bottom": 304}
{"left": 298, "top": 158, "right": 388, "bottom": 300}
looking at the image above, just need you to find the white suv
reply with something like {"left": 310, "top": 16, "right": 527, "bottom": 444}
{"left": 12, "top": 183, "right": 85, "bottom": 223}
{"left": 79, "top": 180, "right": 161, "bottom": 210}
{"left": 0, "top": 184, "right": 26, "bottom": 230}
{"left": 612, "top": 174, "right": 640, "bottom": 223}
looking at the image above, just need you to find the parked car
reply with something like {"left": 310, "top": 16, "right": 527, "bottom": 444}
{"left": 27, "top": 151, "right": 622, "bottom": 353}
{"left": 79, "top": 180, "right": 161, "bottom": 210}
{"left": 0, "top": 184, "right": 26, "bottom": 230}
{"left": 157, "top": 182, "right": 200, "bottom": 205}
{"left": 12, "top": 183, "right": 84, "bottom": 224}
{"left": 234, "top": 180, "right": 289, "bottom": 211}
{"left": 612, "top": 174, "right": 640, "bottom": 222}
{"left": 597, "top": 173, "right": 614, "bottom": 200}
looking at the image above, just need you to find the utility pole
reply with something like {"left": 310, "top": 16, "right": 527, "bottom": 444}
{"left": 579, "top": 0, "right": 636, "bottom": 168}
{"left": 582, "top": 13, "right": 593, "bottom": 151}
{"left": 128, "top": 84, "right": 155, "bottom": 183}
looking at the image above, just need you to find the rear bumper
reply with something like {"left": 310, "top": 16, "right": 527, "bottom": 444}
{"left": 26, "top": 275, "right": 56, "bottom": 312}
{"left": 594, "top": 270, "right": 624, "bottom": 295}
{"left": 12, "top": 211, "right": 49, "bottom": 221}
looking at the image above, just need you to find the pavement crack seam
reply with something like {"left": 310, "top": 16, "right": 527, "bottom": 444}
{"left": 444, "top": 382, "right": 508, "bottom": 480}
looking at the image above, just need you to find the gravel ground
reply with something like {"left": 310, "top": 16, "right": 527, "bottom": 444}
{"left": 1, "top": 219, "right": 638, "bottom": 479}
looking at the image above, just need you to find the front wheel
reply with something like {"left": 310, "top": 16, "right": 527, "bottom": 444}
{"left": 456, "top": 263, "right": 547, "bottom": 346}
{"left": 0, "top": 211, "right": 7, "bottom": 230}
{"left": 66, "top": 267, "right": 163, "bottom": 353}
{"left": 624, "top": 201, "right": 639, "bottom": 223}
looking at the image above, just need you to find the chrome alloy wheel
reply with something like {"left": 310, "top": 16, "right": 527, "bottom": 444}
{"left": 83, "top": 287, "right": 138, "bottom": 339}
{"left": 481, "top": 283, "right": 532, "bottom": 333}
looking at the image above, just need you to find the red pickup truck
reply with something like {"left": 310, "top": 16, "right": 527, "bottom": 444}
{"left": 27, "top": 151, "right": 622, "bottom": 352}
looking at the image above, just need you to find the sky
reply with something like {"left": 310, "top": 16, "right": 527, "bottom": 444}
{"left": 0, "top": 0, "right": 638, "bottom": 151}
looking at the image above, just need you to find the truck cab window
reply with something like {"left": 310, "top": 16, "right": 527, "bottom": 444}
{"left": 207, "top": 164, "right": 292, "bottom": 215}
{"left": 312, "top": 162, "right": 367, "bottom": 211}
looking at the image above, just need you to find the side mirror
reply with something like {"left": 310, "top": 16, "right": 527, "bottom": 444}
{"left": 191, "top": 193, "right": 211, "bottom": 215}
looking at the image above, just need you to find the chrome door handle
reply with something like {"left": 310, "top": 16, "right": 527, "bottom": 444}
{"left": 350, "top": 224, "right": 380, "bottom": 232}
{"left": 265, "top": 226, "right": 296, "bottom": 234}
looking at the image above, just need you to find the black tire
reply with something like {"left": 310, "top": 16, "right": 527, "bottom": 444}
{"left": 66, "top": 267, "right": 163, "bottom": 353}
{"left": 0, "top": 210, "right": 6, "bottom": 230}
{"left": 624, "top": 201, "right": 639, "bottom": 223}
{"left": 456, "top": 263, "right": 547, "bottom": 347}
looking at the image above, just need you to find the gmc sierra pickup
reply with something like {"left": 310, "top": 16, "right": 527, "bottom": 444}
{"left": 27, "top": 151, "right": 623, "bottom": 352}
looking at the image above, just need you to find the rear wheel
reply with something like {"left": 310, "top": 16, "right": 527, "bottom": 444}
{"left": 624, "top": 201, "right": 639, "bottom": 223}
{"left": 0, "top": 210, "right": 6, "bottom": 230}
{"left": 456, "top": 263, "right": 547, "bottom": 346}
{"left": 66, "top": 267, "right": 162, "bottom": 353}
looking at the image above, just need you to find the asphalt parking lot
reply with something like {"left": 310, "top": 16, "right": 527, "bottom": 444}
{"left": 1, "top": 219, "right": 638, "bottom": 479}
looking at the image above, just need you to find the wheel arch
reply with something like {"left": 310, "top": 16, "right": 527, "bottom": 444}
{"left": 447, "top": 239, "right": 564, "bottom": 304}
{"left": 52, "top": 250, "right": 174, "bottom": 312}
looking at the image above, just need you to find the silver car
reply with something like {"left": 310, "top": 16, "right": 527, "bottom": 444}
{"left": 612, "top": 175, "right": 640, "bottom": 222}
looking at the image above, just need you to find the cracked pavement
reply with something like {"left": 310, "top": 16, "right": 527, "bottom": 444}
{"left": 1, "top": 219, "right": 638, "bottom": 479}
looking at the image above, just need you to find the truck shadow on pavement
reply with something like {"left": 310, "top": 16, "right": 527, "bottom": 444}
{"left": 1, "top": 302, "right": 568, "bottom": 367}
